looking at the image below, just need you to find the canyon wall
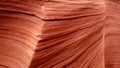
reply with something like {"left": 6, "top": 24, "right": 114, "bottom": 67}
{"left": 30, "top": 0, "right": 106, "bottom": 68}
{"left": 0, "top": 0, "right": 119, "bottom": 68}
{"left": 105, "top": 0, "right": 120, "bottom": 68}
{"left": 0, "top": 1, "right": 44, "bottom": 68}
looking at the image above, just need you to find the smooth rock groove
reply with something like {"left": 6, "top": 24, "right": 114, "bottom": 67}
{"left": 0, "top": 0, "right": 119, "bottom": 68}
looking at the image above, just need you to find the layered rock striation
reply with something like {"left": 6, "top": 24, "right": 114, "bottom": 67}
{"left": 0, "top": 0, "right": 119, "bottom": 68}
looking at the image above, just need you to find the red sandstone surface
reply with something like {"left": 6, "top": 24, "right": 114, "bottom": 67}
{"left": 0, "top": 0, "right": 120, "bottom": 68}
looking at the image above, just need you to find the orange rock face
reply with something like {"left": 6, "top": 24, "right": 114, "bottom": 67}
{"left": 0, "top": 0, "right": 119, "bottom": 68}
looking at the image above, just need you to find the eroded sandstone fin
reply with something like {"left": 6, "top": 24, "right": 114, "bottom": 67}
{"left": 29, "top": 0, "right": 106, "bottom": 68}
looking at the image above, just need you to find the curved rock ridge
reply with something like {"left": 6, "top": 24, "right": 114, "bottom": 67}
{"left": 29, "top": 0, "right": 106, "bottom": 68}
{"left": 0, "top": 0, "right": 105, "bottom": 20}
{"left": 40, "top": 0, "right": 105, "bottom": 20}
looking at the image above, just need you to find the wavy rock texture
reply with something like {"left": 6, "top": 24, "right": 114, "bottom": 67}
{"left": 29, "top": 0, "right": 106, "bottom": 68}
{"left": 105, "top": 0, "right": 120, "bottom": 68}
{"left": 0, "top": 0, "right": 119, "bottom": 68}
{"left": 0, "top": 1, "right": 44, "bottom": 68}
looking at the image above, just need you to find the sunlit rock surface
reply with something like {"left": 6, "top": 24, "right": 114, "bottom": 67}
{"left": 0, "top": 0, "right": 119, "bottom": 68}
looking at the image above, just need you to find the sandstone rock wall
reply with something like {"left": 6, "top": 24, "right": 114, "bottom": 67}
{"left": 0, "top": 0, "right": 119, "bottom": 68}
